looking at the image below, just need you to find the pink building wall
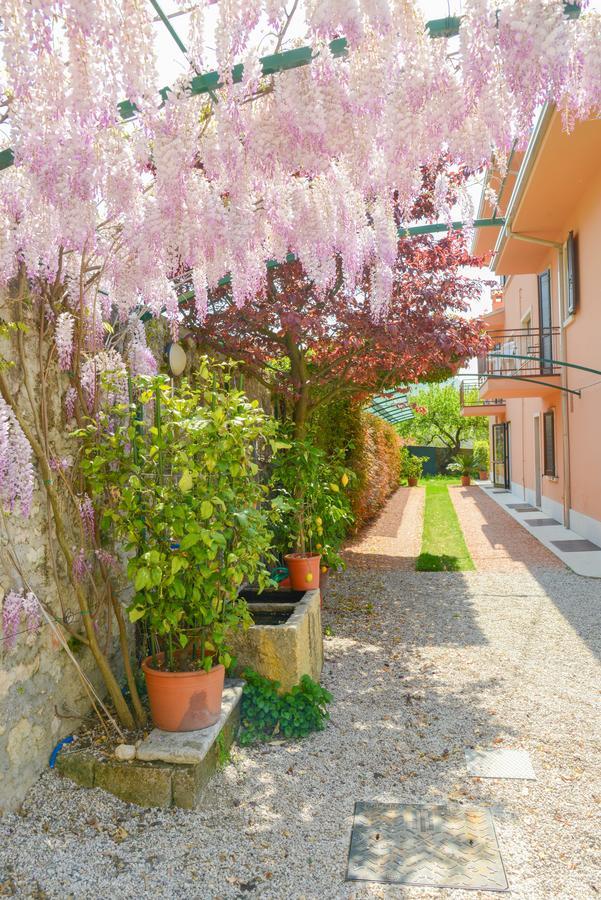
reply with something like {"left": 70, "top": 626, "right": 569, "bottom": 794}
{"left": 490, "top": 162, "right": 601, "bottom": 542}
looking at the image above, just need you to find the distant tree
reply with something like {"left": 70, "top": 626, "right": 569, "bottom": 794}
{"left": 397, "top": 382, "right": 488, "bottom": 463}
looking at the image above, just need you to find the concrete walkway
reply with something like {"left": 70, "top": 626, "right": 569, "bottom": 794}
{"left": 474, "top": 483, "right": 601, "bottom": 578}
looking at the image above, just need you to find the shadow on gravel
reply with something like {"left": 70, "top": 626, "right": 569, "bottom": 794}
{"left": 462, "top": 489, "right": 600, "bottom": 663}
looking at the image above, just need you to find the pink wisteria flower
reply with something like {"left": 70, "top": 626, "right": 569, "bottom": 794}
{"left": 0, "top": 398, "right": 34, "bottom": 517}
{"left": 55, "top": 312, "right": 75, "bottom": 370}
{"left": 2, "top": 590, "right": 42, "bottom": 650}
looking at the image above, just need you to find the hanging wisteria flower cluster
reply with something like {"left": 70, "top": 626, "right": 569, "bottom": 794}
{"left": 1, "top": 589, "right": 42, "bottom": 650}
{"left": 0, "top": 397, "right": 34, "bottom": 517}
{"left": 0, "top": 0, "right": 599, "bottom": 325}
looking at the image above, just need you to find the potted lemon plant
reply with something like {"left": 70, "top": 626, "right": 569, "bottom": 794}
{"left": 270, "top": 439, "right": 353, "bottom": 591}
{"left": 81, "top": 361, "right": 279, "bottom": 732}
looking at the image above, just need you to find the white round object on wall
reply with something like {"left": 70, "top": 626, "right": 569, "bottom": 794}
{"left": 168, "top": 342, "right": 187, "bottom": 376}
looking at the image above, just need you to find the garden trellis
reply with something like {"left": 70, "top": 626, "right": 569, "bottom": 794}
{"left": 0, "top": 0, "right": 599, "bottom": 324}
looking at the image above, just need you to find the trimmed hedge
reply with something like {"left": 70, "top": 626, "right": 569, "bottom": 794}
{"left": 349, "top": 412, "right": 402, "bottom": 529}
{"left": 310, "top": 401, "right": 402, "bottom": 533}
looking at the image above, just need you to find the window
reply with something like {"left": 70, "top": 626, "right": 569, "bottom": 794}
{"left": 543, "top": 411, "right": 556, "bottom": 477}
{"left": 566, "top": 231, "right": 578, "bottom": 316}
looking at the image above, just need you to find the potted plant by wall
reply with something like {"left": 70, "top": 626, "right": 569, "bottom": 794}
{"left": 81, "top": 361, "right": 280, "bottom": 732}
{"left": 448, "top": 453, "right": 475, "bottom": 487}
{"left": 270, "top": 439, "right": 354, "bottom": 592}
{"left": 473, "top": 440, "right": 490, "bottom": 480}
{"left": 401, "top": 450, "right": 425, "bottom": 487}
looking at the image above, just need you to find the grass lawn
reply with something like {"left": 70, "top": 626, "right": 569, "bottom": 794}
{"left": 416, "top": 481, "right": 475, "bottom": 572}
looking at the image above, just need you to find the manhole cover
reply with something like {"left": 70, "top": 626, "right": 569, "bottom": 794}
{"left": 347, "top": 802, "right": 508, "bottom": 891}
{"left": 465, "top": 748, "right": 536, "bottom": 780}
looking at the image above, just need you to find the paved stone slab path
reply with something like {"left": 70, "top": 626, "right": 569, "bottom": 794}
{"left": 342, "top": 486, "right": 424, "bottom": 571}
{"left": 0, "top": 489, "right": 599, "bottom": 899}
{"left": 448, "top": 485, "right": 565, "bottom": 572}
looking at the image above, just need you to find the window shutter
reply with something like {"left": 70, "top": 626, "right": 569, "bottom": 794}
{"left": 566, "top": 231, "right": 578, "bottom": 315}
{"left": 543, "top": 411, "right": 556, "bottom": 477}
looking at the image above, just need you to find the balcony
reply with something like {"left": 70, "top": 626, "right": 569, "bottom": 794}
{"left": 478, "top": 328, "right": 561, "bottom": 400}
{"left": 459, "top": 377, "right": 506, "bottom": 417}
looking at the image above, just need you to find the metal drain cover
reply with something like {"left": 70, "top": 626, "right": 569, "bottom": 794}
{"left": 347, "top": 802, "right": 508, "bottom": 891}
{"left": 465, "top": 749, "right": 536, "bottom": 780}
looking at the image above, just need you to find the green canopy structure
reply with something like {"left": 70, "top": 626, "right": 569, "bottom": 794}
{"left": 367, "top": 390, "right": 414, "bottom": 426}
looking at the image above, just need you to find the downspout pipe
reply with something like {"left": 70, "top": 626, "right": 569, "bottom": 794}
{"left": 506, "top": 225, "right": 571, "bottom": 528}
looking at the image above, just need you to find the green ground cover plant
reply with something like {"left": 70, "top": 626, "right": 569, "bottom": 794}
{"left": 416, "top": 482, "right": 475, "bottom": 572}
{"left": 239, "top": 669, "right": 332, "bottom": 744}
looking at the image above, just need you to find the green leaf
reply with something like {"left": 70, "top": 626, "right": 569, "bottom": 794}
{"left": 128, "top": 606, "right": 146, "bottom": 623}
{"left": 180, "top": 532, "right": 201, "bottom": 549}
{"left": 200, "top": 499, "right": 214, "bottom": 520}
{"left": 134, "top": 567, "right": 150, "bottom": 590}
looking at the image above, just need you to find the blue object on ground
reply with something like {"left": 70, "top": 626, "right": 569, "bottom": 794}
{"left": 49, "top": 735, "right": 74, "bottom": 768}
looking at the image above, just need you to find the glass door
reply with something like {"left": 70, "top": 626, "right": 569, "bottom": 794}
{"left": 492, "top": 423, "right": 510, "bottom": 489}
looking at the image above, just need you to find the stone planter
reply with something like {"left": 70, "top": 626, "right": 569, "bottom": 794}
{"left": 230, "top": 588, "right": 323, "bottom": 691}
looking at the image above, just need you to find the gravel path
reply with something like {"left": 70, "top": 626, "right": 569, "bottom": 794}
{"left": 342, "top": 487, "right": 424, "bottom": 570}
{"left": 1, "top": 564, "right": 599, "bottom": 899}
{"left": 449, "top": 485, "right": 565, "bottom": 572}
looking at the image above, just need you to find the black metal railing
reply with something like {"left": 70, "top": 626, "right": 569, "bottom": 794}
{"left": 477, "top": 328, "right": 560, "bottom": 380}
{"left": 459, "top": 377, "right": 506, "bottom": 408}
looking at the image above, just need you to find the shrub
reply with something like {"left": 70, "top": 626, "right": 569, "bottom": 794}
{"left": 473, "top": 439, "right": 490, "bottom": 472}
{"left": 349, "top": 412, "right": 403, "bottom": 528}
{"left": 239, "top": 669, "right": 332, "bottom": 744}
{"left": 401, "top": 450, "right": 425, "bottom": 481}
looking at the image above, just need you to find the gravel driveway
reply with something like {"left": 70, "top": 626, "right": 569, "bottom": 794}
{"left": 1, "top": 561, "right": 599, "bottom": 899}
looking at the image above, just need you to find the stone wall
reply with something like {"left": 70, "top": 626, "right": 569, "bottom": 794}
{"left": 0, "top": 312, "right": 124, "bottom": 814}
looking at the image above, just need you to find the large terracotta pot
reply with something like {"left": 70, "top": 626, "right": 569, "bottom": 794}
{"left": 479, "top": 470, "right": 488, "bottom": 480}
{"left": 142, "top": 655, "right": 225, "bottom": 732}
{"left": 408, "top": 476, "right": 418, "bottom": 487}
{"left": 461, "top": 475, "right": 471, "bottom": 487}
{"left": 284, "top": 552, "right": 321, "bottom": 590}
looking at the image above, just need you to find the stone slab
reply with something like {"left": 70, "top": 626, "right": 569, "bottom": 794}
{"left": 55, "top": 749, "right": 96, "bottom": 788}
{"left": 94, "top": 759, "right": 173, "bottom": 807}
{"left": 347, "top": 802, "right": 508, "bottom": 891}
{"left": 54, "top": 679, "right": 242, "bottom": 808}
{"left": 465, "top": 748, "right": 536, "bottom": 780}
{"left": 551, "top": 539, "right": 601, "bottom": 553}
{"left": 137, "top": 680, "right": 243, "bottom": 764}
{"left": 524, "top": 518, "right": 560, "bottom": 526}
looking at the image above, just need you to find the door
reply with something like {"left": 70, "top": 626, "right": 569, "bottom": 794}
{"left": 538, "top": 270, "right": 553, "bottom": 375}
{"left": 492, "top": 423, "right": 510, "bottom": 489}
{"left": 533, "top": 415, "right": 542, "bottom": 508}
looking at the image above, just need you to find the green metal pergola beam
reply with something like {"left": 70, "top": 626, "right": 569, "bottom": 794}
{"left": 149, "top": 0, "right": 188, "bottom": 56}
{"left": 0, "top": 1, "right": 582, "bottom": 171}
{"left": 171, "top": 217, "right": 504, "bottom": 303}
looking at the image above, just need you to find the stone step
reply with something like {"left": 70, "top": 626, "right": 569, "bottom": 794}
{"left": 55, "top": 680, "right": 243, "bottom": 809}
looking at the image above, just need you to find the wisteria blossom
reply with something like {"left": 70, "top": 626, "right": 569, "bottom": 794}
{"left": 0, "top": 398, "right": 34, "bottom": 517}
{"left": 78, "top": 493, "right": 95, "bottom": 541}
{"left": 0, "top": 0, "right": 598, "bottom": 327}
{"left": 1, "top": 590, "right": 42, "bottom": 650}
{"left": 54, "top": 312, "right": 75, "bottom": 370}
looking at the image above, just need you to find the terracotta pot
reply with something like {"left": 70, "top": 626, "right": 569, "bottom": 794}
{"left": 461, "top": 475, "right": 471, "bottom": 487}
{"left": 142, "top": 655, "right": 225, "bottom": 732}
{"left": 284, "top": 552, "right": 321, "bottom": 590}
{"left": 408, "top": 476, "right": 418, "bottom": 487}
{"left": 479, "top": 470, "right": 488, "bottom": 480}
